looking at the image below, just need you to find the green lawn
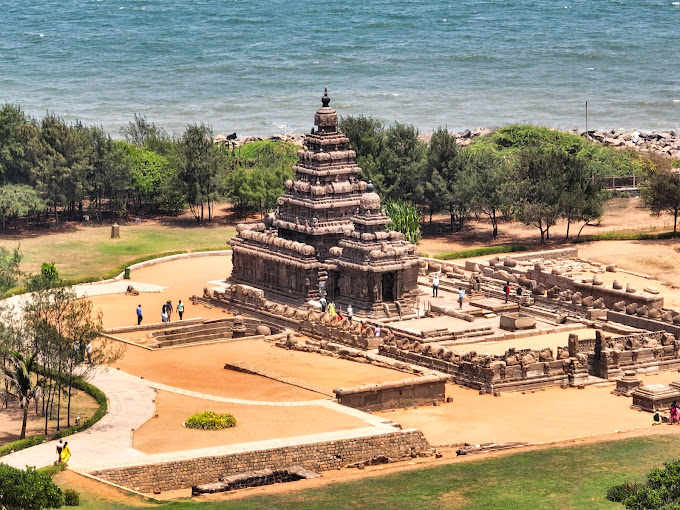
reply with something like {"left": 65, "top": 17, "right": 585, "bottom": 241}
{"left": 56, "top": 434, "right": 680, "bottom": 509}
{"left": 0, "top": 223, "right": 235, "bottom": 281}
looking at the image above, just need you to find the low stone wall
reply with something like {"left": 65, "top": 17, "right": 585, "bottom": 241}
{"left": 378, "top": 343, "right": 587, "bottom": 393}
{"left": 526, "top": 269, "right": 663, "bottom": 309}
{"left": 90, "top": 429, "right": 431, "bottom": 493}
{"left": 333, "top": 374, "right": 448, "bottom": 412}
{"left": 607, "top": 310, "right": 680, "bottom": 339}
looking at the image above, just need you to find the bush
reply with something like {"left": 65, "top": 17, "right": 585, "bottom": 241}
{"left": 185, "top": 411, "right": 237, "bottom": 430}
{"left": 0, "top": 435, "right": 47, "bottom": 458}
{"left": 0, "top": 464, "right": 64, "bottom": 510}
{"left": 435, "top": 245, "right": 527, "bottom": 260}
{"left": 37, "top": 463, "right": 66, "bottom": 477}
{"left": 571, "top": 230, "right": 677, "bottom": 243}
{"left": 63, "top": 489, "right": 79, "bottom": 506}
{"left": 606, "top": 482, "right": 638, "bottom": 502}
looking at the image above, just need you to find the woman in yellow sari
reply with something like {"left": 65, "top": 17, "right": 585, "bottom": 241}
{"left": 59, "top": 441, "right": 71, "bottom": 463}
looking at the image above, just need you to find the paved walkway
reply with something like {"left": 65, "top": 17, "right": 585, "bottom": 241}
{"left": 3, "top": 367, "right": 156, "bottom": 470}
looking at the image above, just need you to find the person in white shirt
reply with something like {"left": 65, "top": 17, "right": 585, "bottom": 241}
{"left": 347, "top": 305, "right": 353, "bottom": 324}
{"left": 458, "top": 287, "right": 466, "bottom": 309}
{"left": 432, "top": 274, "right": 440, "bottom": 297}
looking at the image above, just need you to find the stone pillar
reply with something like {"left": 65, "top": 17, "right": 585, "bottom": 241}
{"left": 111, "top": 223, "right": 120, "bottom": 238}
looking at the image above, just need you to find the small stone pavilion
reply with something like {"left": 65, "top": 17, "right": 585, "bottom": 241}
{"left": 230, "top": 88, "right": 419, "bottom": 315}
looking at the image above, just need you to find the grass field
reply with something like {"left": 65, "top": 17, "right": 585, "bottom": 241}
{"left": 54, "top": 434, "right": 680, "bottom": 509}
{"left": 0, "top": 223, "right": 235, "bottom": 281}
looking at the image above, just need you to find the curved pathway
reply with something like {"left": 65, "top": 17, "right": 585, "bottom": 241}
{"left": 2, "top": 367, "right": 156, "bottom": 470}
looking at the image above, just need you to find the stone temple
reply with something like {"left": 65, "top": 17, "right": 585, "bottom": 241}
{"left": 229, "top": 88, "right": 420, "bottom": 315}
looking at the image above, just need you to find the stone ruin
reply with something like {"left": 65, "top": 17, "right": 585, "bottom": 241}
{"left": 229, "top": 88, "right": 419, "bottom": 316}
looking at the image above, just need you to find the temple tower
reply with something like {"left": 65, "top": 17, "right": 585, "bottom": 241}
{"left": 273, "top": 87, "right": 365, "bottom": 260}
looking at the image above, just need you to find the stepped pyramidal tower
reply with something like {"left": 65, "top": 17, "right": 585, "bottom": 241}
{"left": 230, "top": 88, "right": 419, "bottom": 315}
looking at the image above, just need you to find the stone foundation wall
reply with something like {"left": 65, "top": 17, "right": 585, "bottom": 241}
{"left": 333, "top": 375, "right": 448, "bottom": 412}
{"left": 607, "top": 310, "right": 680, "bottom": 339}
{"left": 378, "top": 343, "right": 587, "bottom": 393}
{"left": 90, "top": 429, "right": 430, "bottom": 493}
{"left": 526, "top": 269, "right": 663, "bottom": 309}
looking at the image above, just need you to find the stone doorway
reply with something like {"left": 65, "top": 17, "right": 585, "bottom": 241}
{"left": 382, "top": 272, "right": 396, "bottom": 302}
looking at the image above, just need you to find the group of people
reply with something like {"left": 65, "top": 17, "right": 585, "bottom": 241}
{"left": 431, "top": 274, "right": 467, "bottom": 310}
{"left": 135, "top": 299, "right": 185, "bottom": 325}
{"left": 319, "top": 296, "right": 354, "bottom": 324}
{"left": 503, "top": 282, "right": 524, "bottom": 303}
{"left": 56, "top": 439, "right": 71, "bottom": 464}
{"left": 653, "top": 400, "right": 680, "bottom": 426}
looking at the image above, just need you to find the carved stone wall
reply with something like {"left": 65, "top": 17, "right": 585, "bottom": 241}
{"left": 333, "top": 375, "right": 448, "bottom": 412}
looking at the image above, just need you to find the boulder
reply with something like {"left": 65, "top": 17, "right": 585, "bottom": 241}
{"left": 255, "top": 325, "right": 272, "bottom": 336}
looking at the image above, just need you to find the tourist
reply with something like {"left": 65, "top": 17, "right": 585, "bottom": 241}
{"left": 432, "top": 273, "right": 439, "bottom": 297}
{"left": 166, "top": 300, "right": 173, "bottom": 320}
{"left": 653, "top": 410, "right": 663, "bottom": 426}
{"left": 136, "top": 304, "right": 143, "bottom": 325}
{"left": 320, "top": 296, "right": 327, "bottom": 313}
{"left": 60, "top": 441, "right": 71, "bottom": 464}
{"left": 336, "top": 311, "right": 343, "bottom": 322}
{"left": 670, "top": 401, "right": 679, "bottom": 424}
{"left": 85, "top": 341, "right": 92, "bottom": 363}
{"left": 347, "top": 304, "right": 353, "bottom": 324}
{"left": 177, "top": 300, "right": 184, "bottom": 320}
{"left": 633, "top": 130, "right": 640, "bottom": 145}
{"left": 374, "top": 325, "right": 381, "bottom": 337}
{"left": 359, "top": 320, "right": 365, "bottom": 331}
{"left": 56, "top": 439, "right": 63, "bottom": 463}
{"left": 504, "top": 282, "right": 510, "bottom": 303}
{"left": 516, "top": 286, "right": 523, "bottom": 296}
{"left": 458, "top": 288, "right": 466, "bottom": 310}
{"left": 161, "top": 305, "right": 168, "bottom": 323}
{"left": 328, "top": 302, "right": 336, "bottom": 318}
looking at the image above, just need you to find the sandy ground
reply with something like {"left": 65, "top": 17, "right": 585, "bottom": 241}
{"left": 89, "top": 256, "right": 233, "bottom": 329}
{"left": 417, "top": 197, "right": 676, "bottom": 255}
{"left": 113, "top": 338, "right": 407, "bottom": 401}
{"left": 378, "top": 369, "right": 680, "bottom": 447}
{"left": 133, "top": 391, "right": 368, "bottom": 455}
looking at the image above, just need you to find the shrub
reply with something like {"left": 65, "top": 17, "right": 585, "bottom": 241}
{"left": 63, "top": 489, "right": 79, "bottom": 506}
{"left": 0, "top": 435, "right": 47, "bottom": 458}
{"left": 40, "top": 262, "right": 59, "bottom": 281}
{"left": 606, "top": 482, "right": 638, "bottom": 502}
{"left": 185, "top": 411, "right": 237, "bottom": 430}
{"left": 0, "top": 464, "right": 64, "bottom": 510}
{"left": 435, "top": 245, "right": 527, "bottom": 260}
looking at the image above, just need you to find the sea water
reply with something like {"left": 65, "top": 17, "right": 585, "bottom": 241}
{"left": 1, "top": 0, "right": 678, "bottom": 136}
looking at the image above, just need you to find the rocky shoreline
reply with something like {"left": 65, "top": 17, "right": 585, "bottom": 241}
{"left": 219, "top": 128, "right": 680, "bottom": 159}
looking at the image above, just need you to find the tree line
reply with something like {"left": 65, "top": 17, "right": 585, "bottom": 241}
{"left": 339, "top": 117, "right": 679, "bottom": 241}
{"left": 0, "top": 104, "right": 296, "bottom": 227}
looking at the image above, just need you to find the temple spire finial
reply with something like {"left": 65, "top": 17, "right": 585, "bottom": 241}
{"left": 321, "top": 86, "right": 330, "bottom": 107}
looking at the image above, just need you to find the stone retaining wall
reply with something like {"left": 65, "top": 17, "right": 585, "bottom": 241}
{"left": 90, "top": 429, "right": 430, "bottom": 493}
{"left": 607, "top": 310, "right": 680, "bottom": 339}
{"left": 333, "top": 375, "right": 448, "bottom": 412}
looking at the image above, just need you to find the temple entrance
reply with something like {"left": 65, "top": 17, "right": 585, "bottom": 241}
{"left": 381, "top": 272, "right": 396, "bottom": 302}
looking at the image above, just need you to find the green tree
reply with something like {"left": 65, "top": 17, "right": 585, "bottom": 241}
{"left": 0, "top": 245, "right": 22, "bottom": 293}
{"left": 177, "top": 123, "right": 223, "bottom": 222}
{"left": 338, "top": 115, "right": 385, "bottom": 187}
{"left": 0, "top": 184, "right": 45, "bottom": 231}
{"left": 384, "top": 199, "right": 421, "bottom": 244}
{"left": 120, "top": 113, "right": 171, "bottom": 154}
{"left": 33, "top": 115, "right": 92, "bottom": 225}
{"left": 462, "top": 149, "right": 508, "bottom": 237}
{"left": 424, "top": 128, "right": 458, "bottom": 224}
{"left": 378, "top": 122, "right": 426, "bottom": 203}
{"left": 608, "top": 458, "right": 680, "bottom": 509}
{"left": 511, "top": 147, "right": 572, "bottom": 243}
{"left": 1, "top": 350, "right": 40, "bottom": 439}
{"left": 0, "top": 464, "right": 64, "bottom": 510}
{"left": 641, "top": 169, "right": 680, "bottom": 236}
{"left": 0, "top": 104, "right": 40, "bottom": 185}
